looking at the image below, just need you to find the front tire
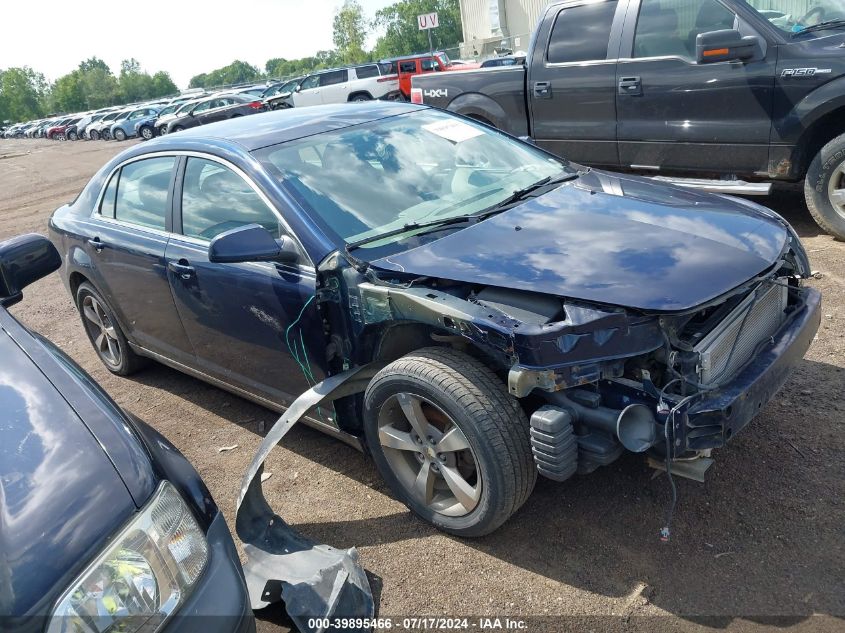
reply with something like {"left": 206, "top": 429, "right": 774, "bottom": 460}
{"left": 113, "top": 128, "right": 126, "bottom": 141}
{"left": 89, "top": 129, "right": 99, "bottom": 140}
{"left": 171, "top": 125, "right": 184, "bottom": 133}
{"left": 805, "top": 132, "right": 845, "bottom": 240}
{"left": 140, "top": 126, "right": 154, "bottom": 140}
{"left": 363, "top": 347, "right": 536, "bottom": 537}
{"left": 68, "top": 130, "right": 78, "bottom": 141}
{"left": 76, "top": 282, "right": 147, "bottom": 376}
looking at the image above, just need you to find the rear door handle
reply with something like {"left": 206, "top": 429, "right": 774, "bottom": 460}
{"left": 88, "top": 236, "right": 105, "bottom": 253}
{"left": 168, "top": 259, "right": 195, "bottom": 280}
{"left": 618, "top": 76, "right": 642, "bottom": 96}
{"left": 533, "top": 81, "right": 552, "bottom": 99}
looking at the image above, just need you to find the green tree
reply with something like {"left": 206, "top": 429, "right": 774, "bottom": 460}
{"left": 51, "top": 70, "right": 87, "bottom": 112}
{"left": 189, "top": 60, "right": 261, "bottom": 89}
{"left": 0, "top": 67, "right": 46, "bottom": 121}
{"left": 333, "top": 0, "right": 369, "bottom": 64}
{"left": 82, "top": 67, "right": 120, "bottom": 108}
{"left": 78, "top": 57, "right": 111, "bottom": 74}
{"left": 118, "top": 58, "right": 154, "bottom": 102}
{"left": 150, "top": 71, "right": 177, "bottom": 97}
{"left": 373, "top": 0, "right": 462, "bottom": 58}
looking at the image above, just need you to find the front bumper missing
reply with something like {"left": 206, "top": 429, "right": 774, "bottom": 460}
{"left": 681, "top": 286, "right": 821, "bottom": 450}
{"left": 235, "top": 364, "right": 384, "bottom": 633}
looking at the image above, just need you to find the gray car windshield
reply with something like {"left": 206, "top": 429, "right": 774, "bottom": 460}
{"left": 256, "top": 110, "right": 570, "bottom": 247}
{"left": 746, "top": 0, "right": 845, "bottom": 33}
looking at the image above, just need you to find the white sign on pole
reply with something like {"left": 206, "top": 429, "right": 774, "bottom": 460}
{"left": 417, "top": 12, "right": 439, "bottom": 30}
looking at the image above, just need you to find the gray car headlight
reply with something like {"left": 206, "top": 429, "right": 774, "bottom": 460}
{"left": 47, "top": 481, "right": 209, "bottom": 633}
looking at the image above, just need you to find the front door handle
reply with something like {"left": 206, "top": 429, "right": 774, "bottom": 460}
{"left": 533, "top": 81, "right": 552, "bottom": 99}
{"left": 88, "top": 236, "right": 105, "bottom": 253}
{"left": 168, "top": 259, "right": 195, "bottom": 280}
{"left": 618, "top": 76, "right": 642, "bottom": 96}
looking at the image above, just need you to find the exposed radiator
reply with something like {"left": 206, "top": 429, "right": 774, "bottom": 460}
{"left": 695, "top": 281, "right": 788, "bottom": 385}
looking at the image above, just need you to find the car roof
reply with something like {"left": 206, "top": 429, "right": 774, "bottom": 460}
{"left": 139, "top": 101, "right": 424, "bottom": 151}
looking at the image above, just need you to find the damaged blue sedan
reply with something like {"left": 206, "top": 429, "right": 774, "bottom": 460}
{"left": 49, "top": 103, "right": 821, "bottom": 537}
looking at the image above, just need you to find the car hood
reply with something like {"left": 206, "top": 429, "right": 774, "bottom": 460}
{"left": 0, "top": 328, "right": 136, "bottom": 618}
{"left": 370, "top": 171, "right": 790, "bottom": 312}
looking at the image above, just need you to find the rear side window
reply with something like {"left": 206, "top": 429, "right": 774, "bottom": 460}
{"left": 379, "top": 62, "right": 396, "bottom": 74}
{"left": 399, "top": 61, "right": 417, "bottom": 73}
{"left": 99, "top": 172, "right": 118, "bottom": 218}
{"left": 356, "top": 65, "right": 380, "bottom": 79}
{"left": 114, "top": 157, "right": 176, "bottom": 230}
{"left": 547, "top": 1, "right": 618, "bottom": 63}
{"left": 180, "top": 157, "right": 281, "bottom": 241}
{"left": 320, "top": 70, "right": 348, "bottom": 86}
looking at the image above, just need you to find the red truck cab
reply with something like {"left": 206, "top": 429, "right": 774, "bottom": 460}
{"left": 386, "top": 52, "right": 479, "bottom": 99}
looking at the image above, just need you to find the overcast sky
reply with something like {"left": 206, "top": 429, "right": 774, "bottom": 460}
{"left": 1, "top": 0, "right": 393, "bottom": 88}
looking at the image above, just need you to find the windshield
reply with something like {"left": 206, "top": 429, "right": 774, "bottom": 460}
{"left": 255, "top": 110, "right": 572, "bottom": 249}
{"left": 746, "top": 0, "right": 845, "bottom": 33}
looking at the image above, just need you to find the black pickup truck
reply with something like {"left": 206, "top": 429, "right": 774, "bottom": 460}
{"left": 412, "top": 0, "right": 845, "bottom": 239}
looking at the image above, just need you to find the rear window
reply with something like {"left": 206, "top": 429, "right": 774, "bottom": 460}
{"left": 356, "top": 65, "right": 380, "bottom": 79}
{"left": 547, "top": 0, "right": 618, "bottom": 64}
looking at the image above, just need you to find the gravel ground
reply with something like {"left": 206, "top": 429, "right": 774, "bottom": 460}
{"left": 1, "top": 138, "right": 842, "bottom": 633}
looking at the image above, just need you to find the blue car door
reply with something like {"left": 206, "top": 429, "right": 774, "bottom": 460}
{"left": 164, "top": 155, "right": 325, "bottom": 411}
{"left": 86, "top": 155, "right": 195, "bottom": 362}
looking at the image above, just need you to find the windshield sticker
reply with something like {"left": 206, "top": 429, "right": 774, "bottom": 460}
{"left": 422, "top": 119, "right": 484, "bottom": 143}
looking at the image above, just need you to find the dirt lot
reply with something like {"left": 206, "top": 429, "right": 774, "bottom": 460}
{"left": 1, "top": 138, "right": 843, "bottom": 632}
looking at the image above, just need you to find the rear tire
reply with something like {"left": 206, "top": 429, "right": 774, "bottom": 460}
{"left": 805, "top": 132, "right": 845, "bottom": 240}
{"left": 363, "top": 347, "right": 536, "bottom": 537}
{"left": 350, "top": 93, "right": 372, "bottom": 102}
{"left": 76, "top": 282, "right": 148, "bottom": 376}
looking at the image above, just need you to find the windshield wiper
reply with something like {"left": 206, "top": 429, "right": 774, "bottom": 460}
{"left": 346, "top": 171, "right": 579, "bottom": 251}
{"left": 347, "top": 215, "right": 479, "bottom": 250}
{"left": 792, "top": 18, "right": 845, "bottom": 36}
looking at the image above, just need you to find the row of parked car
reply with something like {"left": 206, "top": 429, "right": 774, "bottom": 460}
{"left": 1, "top": 52, "right": 483, "bottom": 144}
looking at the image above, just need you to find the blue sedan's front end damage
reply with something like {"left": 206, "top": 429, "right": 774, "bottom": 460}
{"left": 681, "top": 285, "right": 821, "bottom": 451}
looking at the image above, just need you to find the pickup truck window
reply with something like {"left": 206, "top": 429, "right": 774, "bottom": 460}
{"left": 547, "top": 1, "right": 618, "bottom": 63}
{"left": 634, "top": 0, "right": 735, "bottom": 60}
{"left": 745, "top": 0, "right": 845, "bottom": 34}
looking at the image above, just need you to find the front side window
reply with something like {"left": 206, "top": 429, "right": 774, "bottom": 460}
{"left": 255, "top": 110, "right": 570, "bottom": 250}
{"left": 634, "top": 0, "right": 735, "bottom": 59}
{"left": 192, "top": 100, "right": 213, "bottom": 114}
{"left": 421, "top": 58, "right": 439, "bottom": 71}
{"left": 320, "top": 70, "right": 348, "bottom": 86}
{"left": 180, "top": 158, "right": 281, "bottom": 241}
{"left": 745, "top": 0, "right": 845, "bottom": 34}
{"left": 300, "top": 75, "right": 320, "bottom": 90}
{"left": 547, "top": 1, "right": 618, "bottom": 63}
{"left": 114, "top": 157, "right": 176, "bottom": 230}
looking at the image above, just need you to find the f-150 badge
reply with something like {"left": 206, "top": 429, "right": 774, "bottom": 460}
{"left": 782, "top": 67, "right": 832, "bottom": 77}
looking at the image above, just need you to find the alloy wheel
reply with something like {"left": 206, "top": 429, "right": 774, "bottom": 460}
{"left": 81, "top": 295, "right": 122, "bottom": 367}
{"left": 141, "top": 127, "right": 153, "bottom": 140}
{"left": 377, "top": 392, "right": 481, "bottom": 517}
{"left": 827, "top": 161, "right": 845, "bottom": 220}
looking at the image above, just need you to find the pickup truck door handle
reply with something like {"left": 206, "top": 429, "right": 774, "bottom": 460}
{"left": 618, "top": 76, "right": 642, "bottom": 96}
{"left": 533, "top": 81, "right": 552, "bottom": 99}
{"left": 168, "top": 259, "right": 195, "bottom": 280}
{"left": 88, "top": 237, "right": 105, "bottom": 253}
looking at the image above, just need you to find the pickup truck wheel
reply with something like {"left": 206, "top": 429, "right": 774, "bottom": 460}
{"left": 805, "top": 133, "right": 845, "bottom": 240}
{"left": 76, "top": 282, "right": 147, "bottom": 375}
{"left": 363, "top": 347, "right": 536, "bottom": 537}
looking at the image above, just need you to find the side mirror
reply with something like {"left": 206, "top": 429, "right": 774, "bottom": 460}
{"left": 209, "top": 224, "right": 298, "bottom": 265}
{"left": 696, "top": 29, "right": 761, "bottom": 63}
{"left": 0, "top": 234, "right": 61, "bottom": 307}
